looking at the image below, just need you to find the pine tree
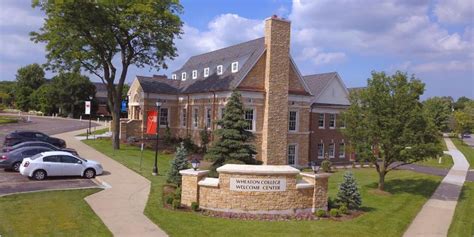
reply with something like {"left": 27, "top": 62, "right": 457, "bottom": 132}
{"left": 167, "top": 143, "right": 188, "bottom": 186}
{"left": 207, "top": 91, "right": 257, "bottom": 168}
{"left": 336, "top": 172, "right": 362, "bottom": 209}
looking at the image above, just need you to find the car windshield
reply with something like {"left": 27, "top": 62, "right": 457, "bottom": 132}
{"left": 31, "top": 154, "right": 42, "bottom": 160}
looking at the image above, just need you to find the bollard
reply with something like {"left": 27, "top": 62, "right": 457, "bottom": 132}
{"left": 80, "top": 116, "right": 82, "bottom": 121}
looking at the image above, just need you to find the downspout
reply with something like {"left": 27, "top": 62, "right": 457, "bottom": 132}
{"left": 186, "top": 94, "right": 190, "bottom": 137}
{"left": 308, "top": 105, "right": 313, "bottom": 165}
{"left": 211, "top": 91, "right": 217, "bottom": 141}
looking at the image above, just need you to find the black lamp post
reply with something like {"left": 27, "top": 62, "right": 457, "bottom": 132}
{"left": 152, "top": 101, "right": 162, "bottom": 176}
{"left": 191, "top": 159, "right": 200, "bottom": 171}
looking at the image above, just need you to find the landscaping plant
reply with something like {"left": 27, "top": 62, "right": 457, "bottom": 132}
{"left": 336, "top": 172, "right": 362, "bottom": 209}
{"left": 166, "top": 143, "right": 188, "bottom": 186}
{"left": 321, "top": 159, "right": 332, "bottom": 173}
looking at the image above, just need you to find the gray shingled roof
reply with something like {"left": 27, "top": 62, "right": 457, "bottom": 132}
{"left": 302, "top": 72, "right": 337, "bottom": 97}
{"left": 137, "top": 75, "right": 180, "bottom": 94}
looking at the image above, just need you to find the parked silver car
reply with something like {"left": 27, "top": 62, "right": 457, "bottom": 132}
{"left": 19, "top": 151, "right": 103, "bottom": 180}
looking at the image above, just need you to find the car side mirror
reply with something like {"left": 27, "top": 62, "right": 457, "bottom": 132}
{"left": 77, "top": 160, "right": 82, "bottom": 164}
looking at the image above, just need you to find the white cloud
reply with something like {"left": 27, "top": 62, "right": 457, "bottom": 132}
{"left": 412, "top": 60, "right": 473, "bottom": 73}
{"left": 298, "top": 47, "right": 347, "bottom": 65}
{"left": 0, "top": 5, "right": 43, "bottom": 27}
{"left": 0, "top": 34, "right": 45, "bottom": 59}
{"left": 434, "top": 0, "right": 474, "bottom": 24}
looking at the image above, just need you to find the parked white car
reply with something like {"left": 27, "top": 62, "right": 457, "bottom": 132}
{"left": 19, "top": 151, "right": 103, "bottom": 180}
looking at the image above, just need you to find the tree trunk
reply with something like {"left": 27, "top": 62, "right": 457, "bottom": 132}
{"left": 378, "top": 171, "right": 386, "bottom": 190}
{"left": 111, "top": 94, "right": 122, "bottom": 150}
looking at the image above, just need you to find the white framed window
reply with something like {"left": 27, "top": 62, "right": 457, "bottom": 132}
{"left": 340, "top": 116, "right": 346, "bottom": 129}
{"left": 244, "top": 108, "right": 255, "bottom": 131}
{"left": 329, "top": 143, "right": 335, "bottom": 158}
{"left": 192, "top": 70, "right": 197, "bottom": 79}
{"left": 171, "top": 74, "right": 177, "bottom": 80}
{"left": 329, "top": 114, "right": 336, "bottom": 128}
{"left": 181, "top": 72, "right": 187, "bottom": 81}
{"left": 204, "top": 67, "right": 209, "bottom": 77}
{"left": 159, "top": 108, "right": 169, "bottom": 127}
{"left": 205, "top": 107, "right": 212, "bottom": 129}
{"left": 217, "top": 65, "right": 223, "bottom": 75}
{"left": 317, "top": 143, "right": 324, "bottom": 159}
{"left": 288, "top": 110, "right": 298, "bottom": 131}
{"left": 318, "top": 113, "right": 325, "bottom": 128}
{"left": 231, "top": 62, "right": 238, "bottom": 73}
{"left": 288, "top": 144, "right": 297, "bottom": 165}
{"left": 193, "top": 108, "right": 199, "bottom": 128}
{"left": 181, "top": 108, "right": 187, "bottom": 128}
{"left": 339, "top": 143, "right": 345, "bottom": 158}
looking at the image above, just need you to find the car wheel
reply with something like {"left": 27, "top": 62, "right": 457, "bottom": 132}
{"left": 12, "top": 162, "right": 21, "bottom": 172}
{"left": 33, "top": 170, "right": 47, "bottom": 181}
{"left": 84, "top": 169, "right": 96, "bottom": 179}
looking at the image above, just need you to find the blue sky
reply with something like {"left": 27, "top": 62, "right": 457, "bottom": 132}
{"left": 0, "top": 0, "right": 473, "bottom": 99}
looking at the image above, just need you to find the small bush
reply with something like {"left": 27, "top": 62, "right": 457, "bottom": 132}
{"left": 321, "top": 159, "right": 332, "bottom": 172}
{"left": 329, "top": 209, "right": 341, "bottom": 217}
{"left": 315, "top": 209, "right": 326, "bottom": 217}
{"left": 339, "top": 205, "right": 348, "bottom": 215}
{"left": 165, "top": 195, "right": 174, "bottom": 205}
{"left": 191, "top": 202, "right": 199, "bottom": 212}
{"left": 336, "top": 172, "right": 362, "bottom": 209}
{"left": 351, "top": 162, "right": 356, "bottom": 168}
{"left": 172, "top": 199, "right": 181, "bottom": 209}
{"left": 174, "top": 187, "right": 182, "bottom": 200}
{"left": 182, "top": 136, "right": 198, "bottom": 153}
{"left": 200, "top": 130, "right": 210, "bottom": 153}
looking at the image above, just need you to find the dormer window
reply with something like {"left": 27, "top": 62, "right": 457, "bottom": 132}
{"left": 171, "top": 74, "right": 176, "bottom": 80}
{"left": 181, "top": 72, "right": 187, "bottom": 81}
{"left": 217, "top": 65, "right": 223, "bottom": 75}
{"left": 192, "top": 70, "right": 197, "bottom": 79}
{"left": 204, "top": 67, "right": 209, "bottom": 77}
{"left": 231, "top": 62, "right": 238, "bottom": 73}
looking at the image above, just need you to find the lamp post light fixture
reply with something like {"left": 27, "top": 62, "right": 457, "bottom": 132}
{"left": 152, "top": 101, "right": 162, "bottom": 176}
{"left": 308, "top": 161, "right": 320, "bottom": 174}
{"left": 191, "top": 159, "right": 200, "bottom": 171}
{"left": 88, "top": 96, "right": 93, "bottom": 139}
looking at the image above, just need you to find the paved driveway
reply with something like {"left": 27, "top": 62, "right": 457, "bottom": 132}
{"left": 462, "top": 134, "right": 474, "bottom": 147}
{"left": 0, "top": 114, "right": 100, "bottom": 144}
{"left": 0, "top": 169, "right": 99, "bottom": 196}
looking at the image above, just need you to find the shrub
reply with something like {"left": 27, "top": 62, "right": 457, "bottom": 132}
{"left": 191, "top": 202, "right": 199, "bottom": 212}
{"left": 351, "top": 161, "right": 356, "bottom": 168}
{"left": 172, "top": 199, "right": 181, "bottom": 209}
{"left": 336, "top": 172, "right": 362, "bottom": 209}
{"left": 329, "top": 209, "right": 341, "bottom": 217}
{"left": 199, "top": 129, "right": 210, "bottom": 153}
{"left": 163, "top": 125, "right": 173, "bottom": 145}
{"left": 165, "top": 195, "right": 174, "bottom": 205}
{"left": 174, "top": 187, "right": 182, "bottom": 200}
{"left": 339, "top": 204, "right": 348, "bottom": 214}
{"left": 321, "top": 159, "right": 332, "bottom": 172}
{"left": 166, "top": 143, "right": 188, "bottom": 186}
{"left": 315, "top": 209, "right": 326, "bottom": 217}
{"left": 182, "top": 136, "right": 197, "bottom": 153}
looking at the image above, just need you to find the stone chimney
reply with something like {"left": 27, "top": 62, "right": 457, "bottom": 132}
{"left": 261, "top": 15, "right": 291, "bottom": 165}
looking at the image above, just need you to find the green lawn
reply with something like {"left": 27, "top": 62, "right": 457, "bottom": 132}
{"left": 416, "top": 154, "right": 453, "bottom": 169}
{"left": 78, "top": 128, "right": 109, "bottom": 136}
{"left": 0, "top": 189, "right": 112, "bottom": 236}
{"left": 448, "top": 182, "right": 474, "bottom": 237}
{"left": 84, "top": 139, "right": 443, "bottom": 237}
{"left": 453, "top": 138, "right": 474, "bottom": 167}
{"left": 0, "top": 115, "right": 18, "bottom": 124}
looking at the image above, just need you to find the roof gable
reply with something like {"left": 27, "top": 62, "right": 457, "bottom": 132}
{"left": 303, "top": 72, "right": 350, "bottom": 105}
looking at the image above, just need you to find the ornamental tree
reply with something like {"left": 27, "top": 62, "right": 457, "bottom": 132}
{"left": 31, "top": 1, "right": 183, "bottom": 149}
{"left": 336, "top": 172, "right": 362, "bottom": 209}
{"left": 167, "top": 143, "right": 188, "bottom": 186}
{"left": 207, "top": 91, "right": 257, "bottom": 169}
{"left": 342, "top": 71, "right": 441, "bottom": 190}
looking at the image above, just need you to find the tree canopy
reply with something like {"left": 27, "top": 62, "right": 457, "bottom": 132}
{"left": 31, "top": 0, "right": 183, "bottom": 149}
{"left": 15, "top": 64, "right": 46, "bottom": 111}
{"left": 342, "top": 71, "right": 441, "bottom": 190}
{"left": 423, "top": 96, "right": 453, "bottom": 132}
{"left": 454, "top": 100, "right": 474, "bottom": 138}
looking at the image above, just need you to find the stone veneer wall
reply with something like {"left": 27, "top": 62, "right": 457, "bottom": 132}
{"left": 180, "top": 165, "right": 330, "bottom": 215}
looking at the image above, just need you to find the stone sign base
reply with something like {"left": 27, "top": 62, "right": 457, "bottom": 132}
{"left": 180, "top": 164, "right": 331, "bottom": 215}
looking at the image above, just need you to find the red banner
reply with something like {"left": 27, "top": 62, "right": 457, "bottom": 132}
{"left": 146, "top": 110, "right": 158, "bottom": 134}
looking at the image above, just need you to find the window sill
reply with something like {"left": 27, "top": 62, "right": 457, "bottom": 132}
{"left": 329, "top": 127, "right": 336, "bottom": 129}
{"left": 318, "top": 127, "right": 325, "bottom": 129}
{"left": 317, "top": 156, "right": 324, "bottom": 159}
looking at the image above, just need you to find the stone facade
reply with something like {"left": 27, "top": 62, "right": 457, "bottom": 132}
{"left": 179, "top": 165, "right": 330, "bottom": 214}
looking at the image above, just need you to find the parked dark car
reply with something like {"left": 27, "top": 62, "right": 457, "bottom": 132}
{"left": 0, "top": 146, "right": 53, "bottom": 172}
{"left": 3, "top": 131, "right": 66, "bottom": 148}
{"left": 1, "top": 141, "right": 78, "bottom": 155}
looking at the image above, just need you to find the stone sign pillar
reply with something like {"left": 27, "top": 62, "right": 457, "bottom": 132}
{"left": 179, "top": 169, "right": 209, "bottom": 207}
{"left": 301, "top": 172, "right": 331, "bottom": 211}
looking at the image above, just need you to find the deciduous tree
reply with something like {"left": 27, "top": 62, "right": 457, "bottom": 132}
{"left": 423, "top": 96, "right": 453, "bottom": 132}
{"left": 31, "top": 1, "right": 183, "bottom": 149}
{"left": 15, "top": 64, "right": 45, "bottom": 111}
{"left": 342, "top": 71, "right": 441, "bottom": 190}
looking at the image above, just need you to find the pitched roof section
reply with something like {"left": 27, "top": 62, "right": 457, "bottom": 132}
{"left": 302, "top": 72, "right": 337, "bottom": 97}
{"left": 172, "top": 37, "right": 266, "bottom": 93}
{"left": 136, "top": 75, "right": 180, "bottom": 94}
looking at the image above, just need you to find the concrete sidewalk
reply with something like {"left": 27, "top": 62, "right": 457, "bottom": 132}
{"left": 403, "top": 138, "right": 469, "bottom": 237}
{"left": 55, "top": 129, "right": 168, "bottom": 237}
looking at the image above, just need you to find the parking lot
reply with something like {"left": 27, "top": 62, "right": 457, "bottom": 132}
{"left": 0, "top": 169, "right": 100, "bottom": 196}
{"left": 0, "top": 115, "right": 102, "bottom": 196}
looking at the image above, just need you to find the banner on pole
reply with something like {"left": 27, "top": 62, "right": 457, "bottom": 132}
{"left": 146, "top": 110, "right": 158, "bottom": 134}
{"left": 85, "top": 101, "right": 91, "bottom": 115}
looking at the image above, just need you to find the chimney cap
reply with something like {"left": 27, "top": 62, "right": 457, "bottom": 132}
{"left": 265, "top": 15, "right": 291, "bottom": 23}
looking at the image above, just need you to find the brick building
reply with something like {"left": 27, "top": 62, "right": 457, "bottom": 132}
{"left": 124, "top": 16, "right": 352, "bottom": 167}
